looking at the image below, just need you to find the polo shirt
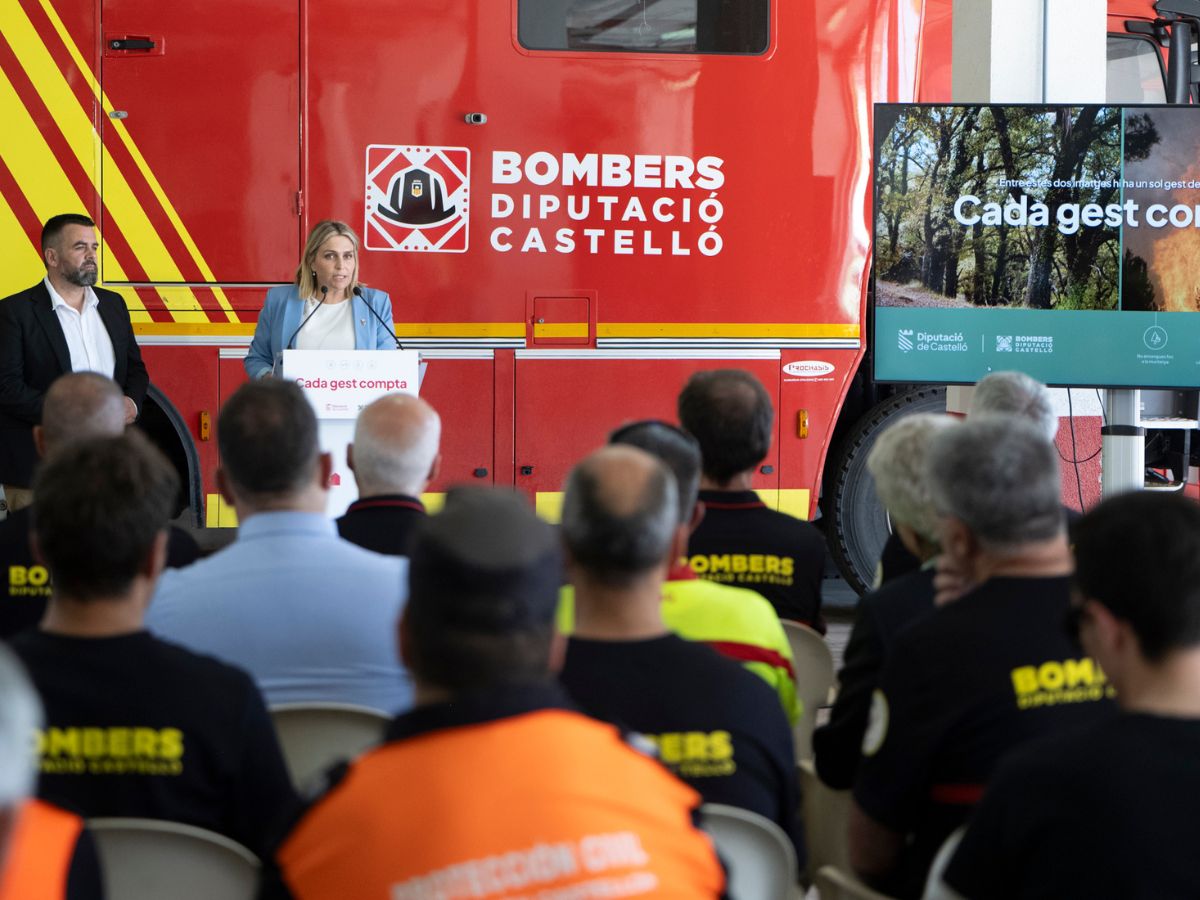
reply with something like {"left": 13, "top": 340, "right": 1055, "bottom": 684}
{"left": 945, "top": 712, "right": 1200, "bottom": 899}
{"left": 260, "top": 683, "right": 727, "bottom": 899}
{"left": 557, "top": 568, "right": 800, "bottom": 725}
{"left": 11, "top": 629, "right": 297, "bottom": 857}
{"left": 812, "top": 566, "right": 936, "bottom": 789}
{"left": 560, "top": 634, "right": 803, "bottom": 868}
{"left": 146, "top": 511, "right": 411, "bottom": 713}
{"left": 687, "top": 489, "right": 827, "bottom": 630}
{"left": 335, "top": 493, "right": 425, "bottom": 557}
{"left": 853, "top": 576, "right": 1115, "bottom": 898}
{"left": 0, "top": 507, "right": 200, "bottom": 641}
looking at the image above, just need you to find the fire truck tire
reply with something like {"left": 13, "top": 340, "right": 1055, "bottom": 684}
{"left": 135, "top": 384, "right": 204, "bottom": 527}
{"left": 826, "top": 386, "right": 946, "bottom": 595}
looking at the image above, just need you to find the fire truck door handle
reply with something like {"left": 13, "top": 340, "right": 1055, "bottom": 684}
{"left": 110, "top": 37, "right": 156, "bottom": 50}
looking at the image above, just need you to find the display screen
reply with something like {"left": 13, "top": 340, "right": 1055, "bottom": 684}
{"left": 873, "top": 104, "right": 1200, "bottom": 388}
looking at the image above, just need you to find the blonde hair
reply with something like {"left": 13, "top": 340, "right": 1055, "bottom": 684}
{"left": 295, "top": 220, "right": 360, "bottom": 300}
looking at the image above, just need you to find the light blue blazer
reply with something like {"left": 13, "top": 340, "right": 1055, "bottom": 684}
{"left": 244, "top": 284, "right": 397, "bottom": 378}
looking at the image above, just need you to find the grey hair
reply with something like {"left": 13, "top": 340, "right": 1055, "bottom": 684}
{"left": 867, "top": 413, "right": 957, "bottom": 542}
{"left": 561, "top": 449, "right": 678, "bottom": 587}
{"left": 41, "top": 372, "right": 125, "bottom": 453}
{"left": 0, "top": 646, "right": 41, "bottom": 807}
{"left": 927, "top": 416, "right": 1064, "bottom": 554}
{"left": 970, "top": 371, "right": 1058, "bottom": 441}
{"left": 352, "top": 395, "right": 441, "bottom": 497}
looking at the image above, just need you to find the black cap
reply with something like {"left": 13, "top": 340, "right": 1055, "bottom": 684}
{"left": 407, "top": 488, "right": 563, "bottom": 634}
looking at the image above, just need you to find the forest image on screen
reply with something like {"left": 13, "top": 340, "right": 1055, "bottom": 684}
{"left": 873, "top": 104, "right": 1200, "bottom": 389}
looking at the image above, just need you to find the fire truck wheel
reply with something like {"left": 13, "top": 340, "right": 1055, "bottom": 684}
{"left": 826, "top": 386, "right": 946, "bottom": 595}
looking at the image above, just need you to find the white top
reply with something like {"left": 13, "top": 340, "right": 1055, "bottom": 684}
{"left": 295, "top": 296, "right": 355, "bottom": 351}
{"left": 44, "top": 277, "right": 115, "bottom": 377}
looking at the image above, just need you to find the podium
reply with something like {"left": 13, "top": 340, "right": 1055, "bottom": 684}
{"left": 282, "top": 349, "right": 421, "bottom": 518}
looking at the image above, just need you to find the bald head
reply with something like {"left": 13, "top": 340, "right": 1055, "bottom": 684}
{"left": 38, "top": 373, "right": 125, "bottom": 457}
{"left": 350, "top": 394, "right": 441, "bottom": 497}
{"left": 561, "top": 445, "right": 678, "bottom": 587}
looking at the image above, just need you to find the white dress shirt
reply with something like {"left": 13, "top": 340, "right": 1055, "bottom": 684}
{"left": 44, "top": 277, "right": 116, "bottom": 377}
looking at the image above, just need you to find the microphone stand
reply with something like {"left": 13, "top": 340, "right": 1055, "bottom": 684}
{"left": 354, "top": 286, "right": 404, "bottom": 350}
{"left": 286, "top": 285, "right": 329, "bottom": 350}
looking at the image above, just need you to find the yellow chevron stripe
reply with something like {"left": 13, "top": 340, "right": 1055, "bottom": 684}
{"left": 598, "top": 323, "right": 860, "bottom": 339}
{"left": 0, "top": 63, "right": 149, "bottom": 317}
{"left": 2, "top": 0, "right": 211, "bottom": 321}
{"left": 0, "top": 194, "right": 45, "bottom": 286}
{"left": 36, "top": 0, "right": 237, "bottom": 322}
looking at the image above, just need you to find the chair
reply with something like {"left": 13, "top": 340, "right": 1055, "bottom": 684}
{"left": 88, "top": 818, "right": 259, "bottom": 900}
{"left": 270, "top": 702, "right": 390, "bottom": 788}
{"left": 699, "top": 802, "right": 800, "bottom": 899}
{"left": 814, "top": 865, "right": 897, "bottom": 900}
{"left": 798, "top": 759, "right": 852, "bottom": 876}
{"left": 920, "top": 827, "right": 967, "bottom": 900}
{"left": 780, "top": 620, "right": 835, "bottom": 760}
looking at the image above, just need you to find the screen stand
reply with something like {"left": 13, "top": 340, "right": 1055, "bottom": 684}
{"left": 1101, "top": 389, "right": 1144, "bottom": 497}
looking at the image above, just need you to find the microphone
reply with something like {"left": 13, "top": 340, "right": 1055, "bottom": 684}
{"left": 287, "top": 285, "right": 328, "bottom": 350}
{"left": 354, "top": 286, "right": 403, "bottom": 349}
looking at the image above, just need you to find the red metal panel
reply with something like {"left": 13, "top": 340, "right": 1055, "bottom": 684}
{"left": 493, "top": 349, "right": 516, "bottom": 487}
{"left": 512, "top": 357, "right": 782, "bottom": 501}
{"left": 777, "top": 349, "right": 861, "bottom": 518}
{"left": 415, "top": 358, "right": 494, "bottom": 490}
{"left": 303, "top": 0, "right": 922, "bottom": 333}
{"left": 99, "top": 0, "right": 300, "bottom": 283}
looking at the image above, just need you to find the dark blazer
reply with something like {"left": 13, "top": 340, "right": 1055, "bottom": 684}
{"left": 0, "top": 281, "right": 149, "bottom": 487}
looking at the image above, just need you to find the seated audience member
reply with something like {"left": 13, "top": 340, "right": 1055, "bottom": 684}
{"left": 0, "top": 644, "right": 103, "bottom": 899}
{"left": 877, "top": 370, "right": 1073, "bottom": 587}
{"left": 336, "top": 393, "right": 440, "bottom": 556}
{"left": 560, "top": 420, "right": 799, "bottom": 724}
{"left": 147, "top": 380, "right": 410, "bottom": 713}
{"left": 10, "top": 433, "right": 296, "bottom": 856}
{"left": 261, "top": 488, "right": 726, "bottom": 899}
{"left": 558, "top": 445, "right": 803, "bottom": 867}
{"left": 0, "top": 373, "right": 199, "bottom": 640}
{"left": 943, "top": 492, "right": 1200, "bottom": 899}
{"left": 677, "top": 370, "right": 826, "bottom": 629}
{"left": 812, "top": 413, "right": 953, "bottom": 788}
{"left": 849, "top": 418, "right": 1114, "bottom": 898}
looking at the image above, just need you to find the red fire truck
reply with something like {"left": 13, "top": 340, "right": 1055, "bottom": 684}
{"left": 0, "top": 0, "right": 1186, "bottom": 591}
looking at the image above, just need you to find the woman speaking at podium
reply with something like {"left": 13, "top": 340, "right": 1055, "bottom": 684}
{"left": 244, "top": 220, "right": 398, "bottom": 378}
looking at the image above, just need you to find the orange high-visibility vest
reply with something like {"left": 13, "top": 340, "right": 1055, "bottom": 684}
{"left": 278, "top": 708, "right": 725, "bottom": 899}
{"left": 0, "top": 799, "right": 82, "bottom": 900}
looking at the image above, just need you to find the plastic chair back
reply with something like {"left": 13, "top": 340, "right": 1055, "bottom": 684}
{"left": 88, "top": 817, "right": 259, "bottom": 900}
{"left": 814, "top": 864, "right": 898, "bottom": 900}
{"left": 798, "top": 759, "right": 852, "bottom": 875}
{"left": 699, "top": 802, "right": 799, "bottom": 899}
{"left": 270, "top": 702, "right": 390, "bottom": 788}
{"left": 921, "top": 826, "right": 967, "bottom": 900}
{"left": 780, "top": 619, "right": 835, "bottom": 760}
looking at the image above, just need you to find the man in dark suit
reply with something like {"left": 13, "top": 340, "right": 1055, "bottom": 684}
{"left": 0, "top": 213, "right": 149, "bottom": 505}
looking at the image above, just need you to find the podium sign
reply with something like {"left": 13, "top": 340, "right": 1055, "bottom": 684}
{"left": 282, "top": 349, "right": 421, "bottom": 517}
{"left": 282, "top": 349, "right": 418, "bottom": 417}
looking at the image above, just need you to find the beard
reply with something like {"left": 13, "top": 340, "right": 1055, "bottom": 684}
{"left": 63, "top": 262, "right": 98, "bottom": 287}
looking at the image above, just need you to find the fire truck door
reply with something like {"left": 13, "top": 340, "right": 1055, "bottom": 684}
{"left": 100, "top": 0, "right": 300, "bottom": 283}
